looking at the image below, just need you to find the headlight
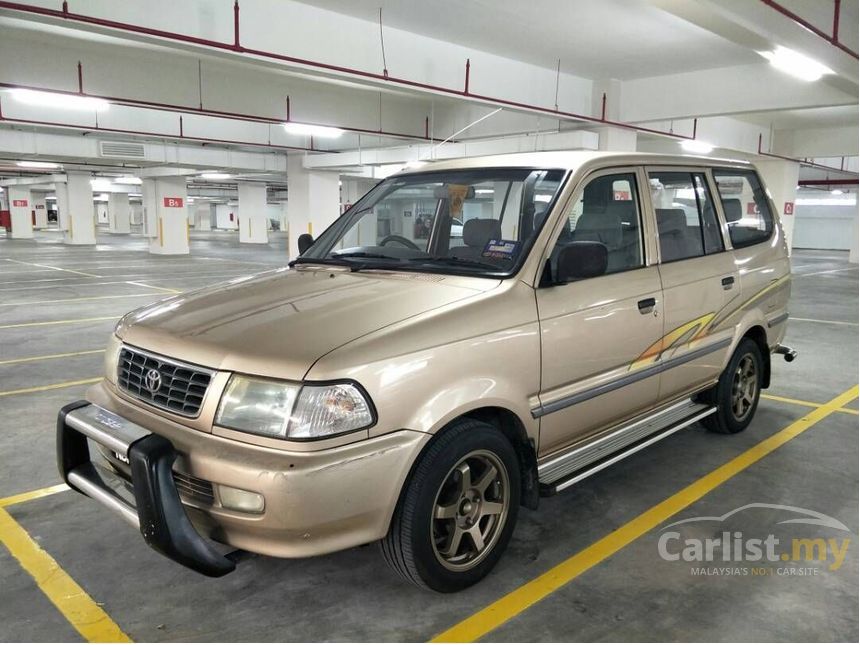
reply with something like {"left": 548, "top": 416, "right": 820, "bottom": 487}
{"left": 215, "top": 376, "right": 374, "bottom": 440}
{"left": 104, "top": 334, "right": 122, "bottom": 383}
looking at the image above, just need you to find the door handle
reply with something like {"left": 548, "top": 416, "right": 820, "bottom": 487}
{"left": 721, "top": 276, "right": 735, "bottom": 290}
{"left": 637, "top": 297, "right": 656, "bottom": 314}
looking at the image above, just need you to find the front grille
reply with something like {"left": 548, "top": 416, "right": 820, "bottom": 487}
{"left": 118, "top": 346, "right": 213, "bottom": 417}
{"left": 173, "top": 471, "right": 216, "bottom": 506}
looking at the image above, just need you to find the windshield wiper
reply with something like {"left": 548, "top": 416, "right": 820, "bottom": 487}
{"left": 409, "top": 256, "right": 501, "bottom": 271}
{"left": 289, "top": 255, "right": 402, "bottom": 273}
{"left": 331, "top": 251, "right": 404, "bottom": 261}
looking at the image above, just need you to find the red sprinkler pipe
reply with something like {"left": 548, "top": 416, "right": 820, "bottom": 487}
{"left": 760, "top": 0, "right": 858, "bottom": 59}
{"left": 0, "top": 113, "right": 327, "bottom": 153}
{"left": 0, "top": 80, "right": 430, "bottom": 142}
{"left": 0, "top": 1, "right": 701, "bottom": 142}
{"left": 757, "top": 134, "right": 859, "bottom": 175}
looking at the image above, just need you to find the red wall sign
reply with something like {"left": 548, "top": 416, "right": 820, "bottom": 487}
{"left": 12, "top": 199, "right": 28, "bottom": 207}
{"left": 783, "top": 202, "right": 794, "bottom": 215}
{"left": 163, "top": 197, "right": 184, "bottom": 208}
{"left": 746, "top": 202, "right": 759, "bottom": 215}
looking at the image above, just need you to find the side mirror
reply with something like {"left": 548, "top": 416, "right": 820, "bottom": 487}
{"left": 297, "top": 233, "right": 314, "bottom": 255}
{"left": 554, "top": 241, "right": 608, "bottom": 283}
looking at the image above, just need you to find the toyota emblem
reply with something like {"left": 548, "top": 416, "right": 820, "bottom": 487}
{"left": 144, "top": 368, "right": 162, "bottom": 394}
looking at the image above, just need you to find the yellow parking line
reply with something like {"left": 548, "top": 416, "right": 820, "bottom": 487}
{"left": 0, "top": 349, "right": 105, "bottom": 366}
{"left": 0, "top": 484, "right": 70, "bottom": 508}
{"left": 0, "top": 293, "right": 158, "bottom": 307}
{"left": 0, "top": 317, "right": 117, "bottom": 330}
{"left": 0, "top": 378, "right": 101, "bottom": 397}
{"left": 762, "top": 393, "right": 858, "bottom": 415}
{"left": 5, "top": 258, "right": 101, "bottom": 278}
{"left": 431, "top": 385, "right": 858, "bottom": 642}
{"left": 0, "top": 507, "right": 131, "bottom": 642}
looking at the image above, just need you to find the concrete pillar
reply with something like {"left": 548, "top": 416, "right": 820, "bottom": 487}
{"left": 237, "top": 183, "right": 269, "bottom": 244}
{"left": 63, "top": 172, "right": 96, "bottom": 245}
{"left": 149, "top": 177, "right": 189, "bottom": 255}
{"left": 590, "top": 78, "right": 637, "bottom": 152}
{"left": 55, "top": 185, "right": 67, "bottom": 231}
{"left": 108, "top": 193, "right": 131, "bottom": 234}
{"left": 8, "top": 187, "right": 34, "bottom": 239}
{"left": 850, "top": 204, "right": 859, "bottom": 264}
{"left": 33, "top": 196, "right": 48, "bottom": 229}
{"left": 755, "top": 160, "right": 800, "bottom": 254}
{"left": 142, "top": 179, "right": 157, "bottom": 239}
{"left": 195, "top": 202, "right": 212, "bottom": 231}
{"left": 287, "top": 155, "right": 340, "bottom": 258}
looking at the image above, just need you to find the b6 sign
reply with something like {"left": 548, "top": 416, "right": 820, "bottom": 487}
{"left": 12, "top": 199, "right": 28, "bottom": 207}
{"left": 163, "top": 197, "right": 184, "bottom": 208}
{"left": 784, "top": 202, "right": 795, "bottom": 215}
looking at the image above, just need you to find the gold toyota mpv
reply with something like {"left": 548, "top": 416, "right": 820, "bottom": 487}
{"left": 58, "top": 151, "right": 795, "bottom": 592}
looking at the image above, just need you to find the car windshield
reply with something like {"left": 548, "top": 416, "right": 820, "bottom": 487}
{"left": 300, "top": 168, "right": 567, "bottom": 277}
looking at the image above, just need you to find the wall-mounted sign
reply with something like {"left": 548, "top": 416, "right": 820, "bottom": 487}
{"left": 746, "top": 202, "right": 759, "bottom": 215}
{"left": 35, "top": 204, "right": 45, "bottom": 209}
{"left": 12, "top": 199, "right": 28, "bottom": 207}
{"left": 783, "top": 202, "right": 794, "bottom": 215}
{"left": 163, "top": 197, "right": 184, "bottom": 208}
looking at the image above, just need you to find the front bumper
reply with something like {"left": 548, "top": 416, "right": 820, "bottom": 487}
{"left": 57, "top": 394, "right": 430, "bottom": 575}
{"left": 57, "top": 401, "right": 236, "bottom": 577}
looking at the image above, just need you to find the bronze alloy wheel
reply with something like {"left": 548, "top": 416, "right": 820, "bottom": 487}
{"left": 430, "top": 449, "right": 510, "bottom": 572}
{"left": 731, "top": 353, "right": 758, "bottom": 421}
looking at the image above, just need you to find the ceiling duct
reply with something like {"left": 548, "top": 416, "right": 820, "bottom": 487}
{"left": 98, "top": 141, "right": 146, "bottom": 159}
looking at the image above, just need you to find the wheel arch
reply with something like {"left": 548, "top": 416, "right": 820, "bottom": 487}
{"left": 741, "top": 324, "right": 771, "bottom": 388}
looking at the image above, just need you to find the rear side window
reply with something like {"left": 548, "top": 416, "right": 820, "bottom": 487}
{"left": 712, "top": 169, "right": 774, "bottom": 248}
{"left": 648, "top": 171, "right": 724, "bottom": 263}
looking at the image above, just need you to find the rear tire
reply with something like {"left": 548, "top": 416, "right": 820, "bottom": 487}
{"left": 701, "top": 337, "right": 763, "bottom": 434}
{"left": 380, "top": 419, "right": 520, "bottom": 592}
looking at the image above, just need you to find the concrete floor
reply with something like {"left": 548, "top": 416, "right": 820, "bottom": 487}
{"left": 0, "top": 228, "right": 857, "bottom": 642}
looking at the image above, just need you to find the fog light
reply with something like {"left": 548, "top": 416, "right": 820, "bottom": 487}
{"left": 217, "top": 485, "right": 264, "bottom": 514}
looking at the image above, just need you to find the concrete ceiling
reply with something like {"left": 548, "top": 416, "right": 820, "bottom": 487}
{"left": 302, "top": 0, "right": 761, "bottom": 79}
{"left": 0, "top": 0, "right": 855, "bottom": 186}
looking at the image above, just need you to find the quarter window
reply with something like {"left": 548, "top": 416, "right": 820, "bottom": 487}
{"left": 648, "top": 171, "right": 724, "bottom": 263}
{"left": 712, "top": 169, "right": 775, "bottom": 248}
{"left": 551, "top": 172, "right": 644, "bottom": 277}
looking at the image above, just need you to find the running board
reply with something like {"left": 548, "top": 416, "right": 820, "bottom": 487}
{"left": 538, "top": 398, "right": 716, "bottom": 495}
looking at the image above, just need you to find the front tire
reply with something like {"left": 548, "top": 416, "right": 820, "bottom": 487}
{"left": 702, "top": 337, "right": 763, "bottom": 434}
{"left": 380, "top": 419, "right": 520, "bottom": 592}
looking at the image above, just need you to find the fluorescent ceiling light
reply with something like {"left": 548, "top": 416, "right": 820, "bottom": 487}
{"left": 17, "top": 160, "right": 60, "bottom": 169}
{"left": 403, "top": 161, "right": 427, "bottom": 169}
{"left": 114, "top": 176, "right": 142, "bottom": 185}
{"left": 11, "top": 88, "right": 110, "bottom": 112}
{"left": 680, "top": 140, "right": 714, "bottom": 154}
{"left": 283, "top": 122, "right": 344, "bottom": 138}
{"left": 200, "top": 172, "right": 231, "bottom": 180}
{"left": 95, "top": 193, "right": 109, "bottom": 201}
{"left": 759, "top": 46, "right": 833, "bottom": 82}
{"left": 90, "top": 178, "right": 114, "bottom": 191}
{"left": 831, "top": 189, "right": 844, "bottom": 195}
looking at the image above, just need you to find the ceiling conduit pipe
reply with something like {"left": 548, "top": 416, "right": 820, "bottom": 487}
{"left": 0, "top": 0, "right": 700, "bottom": 142}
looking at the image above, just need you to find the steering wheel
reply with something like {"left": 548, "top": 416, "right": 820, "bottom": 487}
{"left": 379, "top": 235, "right": 421, "bottom": 250}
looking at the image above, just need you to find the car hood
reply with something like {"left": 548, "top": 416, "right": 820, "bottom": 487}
{"left": 117, "top": 266, "right": 499, "bottom": 380}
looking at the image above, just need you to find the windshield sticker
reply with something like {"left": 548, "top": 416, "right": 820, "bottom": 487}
{"left": 482, "top": 239, "right": 520, "bottom": 260}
